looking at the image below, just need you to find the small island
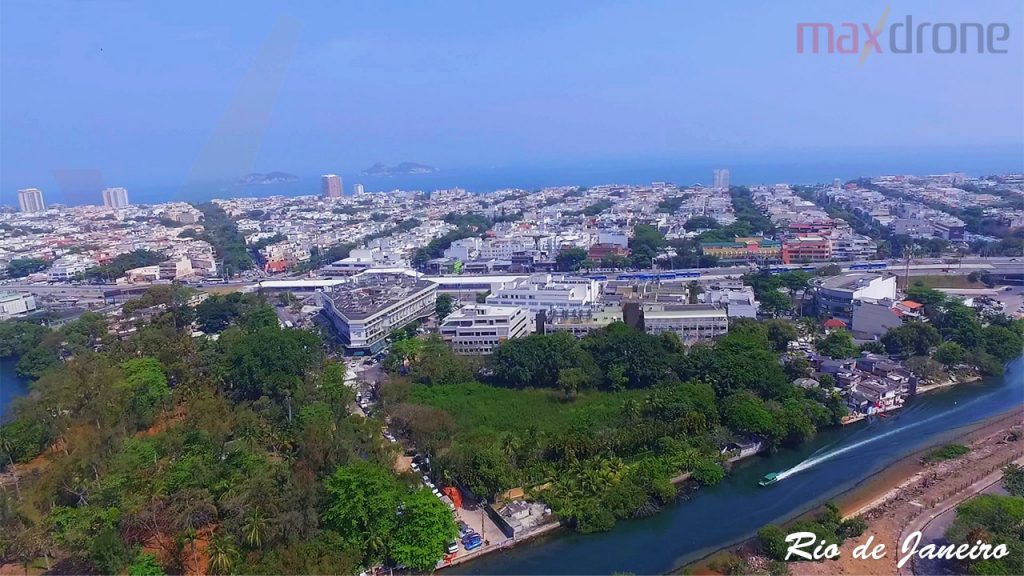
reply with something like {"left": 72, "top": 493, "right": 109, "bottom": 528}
{"left": 239, "top": 171, "right": 299, "bottom": 185}
{"left": 362, "top": 162, "right": 438, "bottom": 176}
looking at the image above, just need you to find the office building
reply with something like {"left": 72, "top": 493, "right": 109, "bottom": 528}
{"left": 815, "top": 273, "right": 898, "bottom": 321}
{"left": 439, "top": 304, "right": 531, "bottom": 355}
{"left": 0, "top": 293, "right": 37, "bottom": 320}
{"left": 48, "top": 256, "right": 96, "bottom": 281}
{"left": 17, "top": 188, "right": 45, "bottom": 213}
{"left": 319, "top": 272, "right": 436, "bottom": 354}
{"left": 322, "top": 174, "right": 343, "bottom": 199}
{"left": 101, "top": 187, "right": 130, "bottom": 208}
{"left": 713, "top": 169, "right": 730, "bottom": 190}
{"left": 642, "top": 303, "right": 729, "bottom": 344}
{"left": 353, "top": 183, "right": 365, "bottom": 195}
{"left": 486, "top": 273, "right": 599, "bottom": 318}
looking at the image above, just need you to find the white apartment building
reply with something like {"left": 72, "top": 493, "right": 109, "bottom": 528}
{"left": 319, "top": 273, "right": 437, "bottom": 354}
{"left": 17, "top": 188, "right": 46, "bottom": 213}
{"left": 101, "top": 187, "right": 130, "bottom": 208}
{"left": 831, "top": 233, "right": 877, "bottom": 261}
{"left": 486, "top": 273, "right": 599, "bottom": 318}
{"left": 48, "top": 256, "right": 96, "bottom": 281}
{"left": 478, "top": 238, "right": 536, "bottom": 260}
{"left": 642, "top": 304, "right": 729, "bottom": 344}
{"left": 439, "top": 304, "right": 531, "bottom": 355}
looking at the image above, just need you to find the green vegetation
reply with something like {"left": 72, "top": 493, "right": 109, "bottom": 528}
{"left": 193, "top": 202, "right": 253, "bottom": 275}
{"left": 388, "top": 319, "right": 843, "bottom": 533}
{"left": 1002, "top": 463, "right": 1024, "bottom": 497}
{"left": 583, "top": 200, "right": 613, "bottom": 216}
{"left": 0, "top": 295, "right": 443, "bottom": 573}
{"left": 758, "top": 502, "right": 866, "bottom": 562}
{"left": 629, "top": 224, "right": 666, "bottom": 269}
{"left": 923, "top": 443, "right": 970, "bottom": 463}
{"left": 946, "top": 495, "right": 1024, "bottom": 575}
{"left": 84, "top": 249, "right": 165, "bottom": 281}
{"left": 880, "top": 284, "right": 1024, "bottom": 376}
{"left": 4, "top": 257, "right": 49, "bottom": 278}
{"left": 251, "top": 233, "right": 286, "bottom": 249}
{"left": 434, "top": 293, "right": 454, "bottom": 320}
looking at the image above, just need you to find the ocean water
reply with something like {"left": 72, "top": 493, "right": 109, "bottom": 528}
{"left": 105, "top": 147, "right": 1024, "bottom": 206}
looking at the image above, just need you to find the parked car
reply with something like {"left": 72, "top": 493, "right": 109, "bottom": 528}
{"left": 462, "top": 534, "right": 482, "bottom": 551}
{"left": 446, "top": 541, "right": 459, "bottom": 554}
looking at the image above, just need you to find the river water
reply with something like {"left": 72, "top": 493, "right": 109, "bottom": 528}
{"left": 0, "top": 357, "right": 30, "bottom": 420}
{"left": 453, "top": 356, "right": 1024, "bottom": 575}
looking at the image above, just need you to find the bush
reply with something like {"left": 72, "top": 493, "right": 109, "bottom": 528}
{"left": 923, "top": 443, "right": 969, "bottom": 463}
{"left": 692, "top": 460, "right": 725, "bottom": 486}
{"left": 758, "top": 524, "right": 789, "bottom": 561}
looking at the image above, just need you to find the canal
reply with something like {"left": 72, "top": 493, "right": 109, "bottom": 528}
{"left": 453, "top": 356, "right": 1024, "bottom": 575}
{"left": 1, "top": 356, "right": 30, "bottom": 421}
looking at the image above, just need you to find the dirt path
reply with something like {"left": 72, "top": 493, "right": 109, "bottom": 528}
{"left": 791, "top": 417, "right": 1024, "bottom": 576}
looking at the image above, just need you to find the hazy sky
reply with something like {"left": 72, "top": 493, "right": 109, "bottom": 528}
{"left": 1, "top": 1, "right": 1022, "bottom": 196}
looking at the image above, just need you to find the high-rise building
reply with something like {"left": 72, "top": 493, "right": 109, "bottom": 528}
{"left": 353, "top": 183, "right": 364, "bottom": 195}
{"left": 17, "top": 188, "right": 45, "bottom": 213}
{"left": 322, "top": 174, "right": 343, "bottom": 198}
{"left": 713, "top": 169, "right": 730, "bottom": 189}
{"left": 101, "top": 187, "right": 130, "bottom": 208}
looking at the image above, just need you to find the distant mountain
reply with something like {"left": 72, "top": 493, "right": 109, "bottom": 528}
{"left": 362, "top": 162, "right": 438, "bottom": 176}
{"left": 239, "top": 172, "right": 299, "bottom": 185}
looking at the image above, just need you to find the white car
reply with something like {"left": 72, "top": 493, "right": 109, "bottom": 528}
{"left": 411, "top": 462, "right": 420, "bottom": 472}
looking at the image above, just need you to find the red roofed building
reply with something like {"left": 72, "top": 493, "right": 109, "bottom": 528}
{"left": 823, "top": 318, "right": 847, "bottom": 331}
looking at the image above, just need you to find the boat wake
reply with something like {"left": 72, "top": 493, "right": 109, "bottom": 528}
{"left": 774, "top": 394, "right": 985, "bottom": 482}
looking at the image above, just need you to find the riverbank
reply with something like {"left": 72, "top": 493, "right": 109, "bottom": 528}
{"left": 684, "top": 407, "right": 1024, "bottom": 576}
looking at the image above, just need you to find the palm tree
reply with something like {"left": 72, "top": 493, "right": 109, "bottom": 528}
{"left": 622, "top": 399, "right": 641, "bottom": 425}
{"left": 207, "top": 535, "right": 238, "bottom": 575}
{"left": 243, "top": 507, "right": 267, "bottom": 549}
{"left": 501, "top": 434, "right": 522, "bottom": 466}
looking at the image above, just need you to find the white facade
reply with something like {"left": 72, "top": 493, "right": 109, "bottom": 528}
{"left": 319, "top": 274, "right": 437, "bottom": 353}
{"left": 486, "top": 273, "right": 599, "bottom": 318}
{"left": 0, "top": 293, "right": 37, "bottom": 319}
{"left": 17, "top": 188, "right": 46, "bottom": 213}
{"left": 643, "top": 304, "right": 729, "bottom": 343}
{"left": 713, "top": 169, "right": 730, "bottom": 190}
{"left": 48, "top": 256, "right": 96, "bottom": 281}
{"left": 816, "top": 273, "right": 898, "bottom": 320}
{"left": 101, "top": 187, "right": 130, "bottom": 208}
{"left": 440, "top": 304, "right": 531, "bottom": 355}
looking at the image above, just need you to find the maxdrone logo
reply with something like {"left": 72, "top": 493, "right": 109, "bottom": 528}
{"left": 797, "top": 7, "right": 1011, "bottom": 63}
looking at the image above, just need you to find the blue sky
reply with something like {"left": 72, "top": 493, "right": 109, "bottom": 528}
{"left": 1, "top": 1, "right": 1022, "bottom": 198}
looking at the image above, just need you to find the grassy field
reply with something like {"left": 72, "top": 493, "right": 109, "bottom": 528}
{"left": 908, "top": 274, "right": 990, "bottom": 289}
{"left": 408, "top": 381, "right": 647, "bottom": 437}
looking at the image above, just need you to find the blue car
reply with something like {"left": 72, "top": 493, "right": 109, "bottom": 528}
{"left": 463, "top": 535, "right": 482, "bottom": 551}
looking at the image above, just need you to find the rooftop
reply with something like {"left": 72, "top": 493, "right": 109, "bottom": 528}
{"left": 818, "top": 272, "right": 889, "bottom": 291}
{"left": 324, "top": 273, "right": 435, "bottom": 320}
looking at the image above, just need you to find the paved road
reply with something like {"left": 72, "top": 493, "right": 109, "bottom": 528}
{"left": 908, "top": 456, "right": 1022, "bottom": 576}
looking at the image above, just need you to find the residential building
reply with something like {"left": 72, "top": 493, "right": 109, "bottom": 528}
{"left": 17, "top": 188, "right": 46, "bottom": 213}
{"left": 713, "top": 169, "right": 730, "bottom": 189}
{"left": 322, "top": 174, "right": 343, "bottom": 199}
{"left": 101, "top": 187, "right": 130, "bottom": 208}
{"left": 782, "top": 235, "right": 832, "bottom": 264}
{"left": 831, "top": 233, "right": 877, "bottom": 261}
{"left": 0, "top": 293, "right": 37, "bottom": 319}
{"left": 439, "top": 304, "right": 531, "bottom": 354}
{"left": 700, "top": 237, "right": 781, "bottom": 264}
{"left": 353, "top": 183, "right": 365, "bottom": 195}
{"left": 815, "top": 272, "right": 898, "bottom": 321}
{"left": 48, "top": 256, "right": 96, "bottom": 281}
{"left": 158, "top": 257, "right": 194, "bottom": 280}
{"left": 319, "top": 273, "right": 437, "bottom": 354}
{"left": 641, "top": 303, "right": 729, "bottom": 344}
